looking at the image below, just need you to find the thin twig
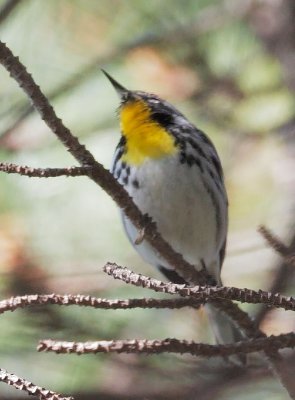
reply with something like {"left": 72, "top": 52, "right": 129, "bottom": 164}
{"left": 0, "top": 368, "right": 73, "bottom": 400}
{"left": 259, "top": 225, "right": 290, "bottom": 257}
{"left": 0, "top": 293, "right": 202, "bottom": 315}
{"left": 256, "top": 229, "right": 295, "bottom": 326}
{"left": 103, "top": 263, "right": 295, "bottom": 312}
{"left": 38, "top": 333, "right": 295, "bottom": 357}
{"left": 211, "top": 299, "right": 262, "bottom": 338}
{"left": 0, "top": 0, "right": 22, "bottom": 25}
{"left": 0, "top": 162, "right": 91, "bottom": 178}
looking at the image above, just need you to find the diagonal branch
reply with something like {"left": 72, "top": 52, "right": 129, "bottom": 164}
{"left": 0, "top": 293, "right": 202, "bottom": 315}
{"left": 37, "top": 333, "right": 295, "bottom": 358}
{"left": 259, "top": 225, "right": 290, "bottom": 259}
{"left": 0, "top": 39, "right": 204, "bottom": 286}
{"left": 256, "top": 227, "right": 295, "bottom": 326}
{"left": 259, "top": 225, "right": 295, "bottom": 267}
{"left": 0, "top": 368, "right": 73, "bottom": 400}
{"left": 0, "top": 0, "right": 23, "bottom": 25}
{"left": 0, "top": 162, "right": 91, "bottom": 178}
{"left": 103, "top": 263, "right": 295, "bottom": 312}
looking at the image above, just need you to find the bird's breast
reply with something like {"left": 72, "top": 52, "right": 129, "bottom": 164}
{"left": 113, "top": 154, "right": 227, "bottom": 272}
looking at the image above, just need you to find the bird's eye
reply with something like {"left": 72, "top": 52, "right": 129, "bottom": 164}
{"left": 152, "top": 112, "right": 174, "bottom": 126}
{"left": 121, "top": 92, "right": 131, "bottom": 103}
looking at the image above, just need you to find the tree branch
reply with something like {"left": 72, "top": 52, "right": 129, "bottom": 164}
{"left": 0, "top": 293, "right": 202, "bottom": 315}
{"left": 259, "top": 225, "right": 294, "bottom": 262}
{"left": 37, "top": 333, "right": 295, "bottom": 358}
{"left": 259, "top": 225, "right": 288, "bottom": 254}
{"left": 0, "top": 368, "right": 72, "bottom": 400}
{"left": 0, "top": 0, "right": 23, "bottom": 25}
{"left": 103, "top": 263, "right": 295, "bottom": 312}
{"left": 256, "top": 227, "right": 295, "bottom": 326}
{"left": 0, "top": 162, "right": 91, "bottom": 178}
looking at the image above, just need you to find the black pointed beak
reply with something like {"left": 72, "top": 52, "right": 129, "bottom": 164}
{"left": 101, "top": 69, "right": 129, "bottom": 98}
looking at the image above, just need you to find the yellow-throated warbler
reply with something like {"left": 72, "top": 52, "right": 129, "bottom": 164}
{"left": 104, "top": 70, "right": 244, "bottom": 352}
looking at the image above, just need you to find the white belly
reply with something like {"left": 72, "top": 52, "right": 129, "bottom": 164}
{"left": 120, "top": 156, "right": 227, "bottom": 280}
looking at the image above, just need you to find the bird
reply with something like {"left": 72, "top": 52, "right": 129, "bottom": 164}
{"left": 103, "top": 70, "right": 244, "bottom": 357}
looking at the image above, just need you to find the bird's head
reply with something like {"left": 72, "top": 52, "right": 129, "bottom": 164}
{"left": 103, "top": 70, "right": 183, "bottom": 165}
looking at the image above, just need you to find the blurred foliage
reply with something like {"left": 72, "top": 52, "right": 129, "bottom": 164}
{"left": 0, "top": 0, "right": 294, "bottom": 399}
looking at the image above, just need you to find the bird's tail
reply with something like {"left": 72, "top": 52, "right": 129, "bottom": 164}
{"left": 205, "top": 303, "right": 246, "bottom": 364}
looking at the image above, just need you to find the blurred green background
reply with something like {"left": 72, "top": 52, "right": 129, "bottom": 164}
{"left": 0, "top": 0, "right": 294, "bottom": 399}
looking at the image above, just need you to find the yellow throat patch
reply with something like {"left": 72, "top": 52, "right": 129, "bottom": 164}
{"left": 120, "top": 99, "right": 177, "bottom": 165}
